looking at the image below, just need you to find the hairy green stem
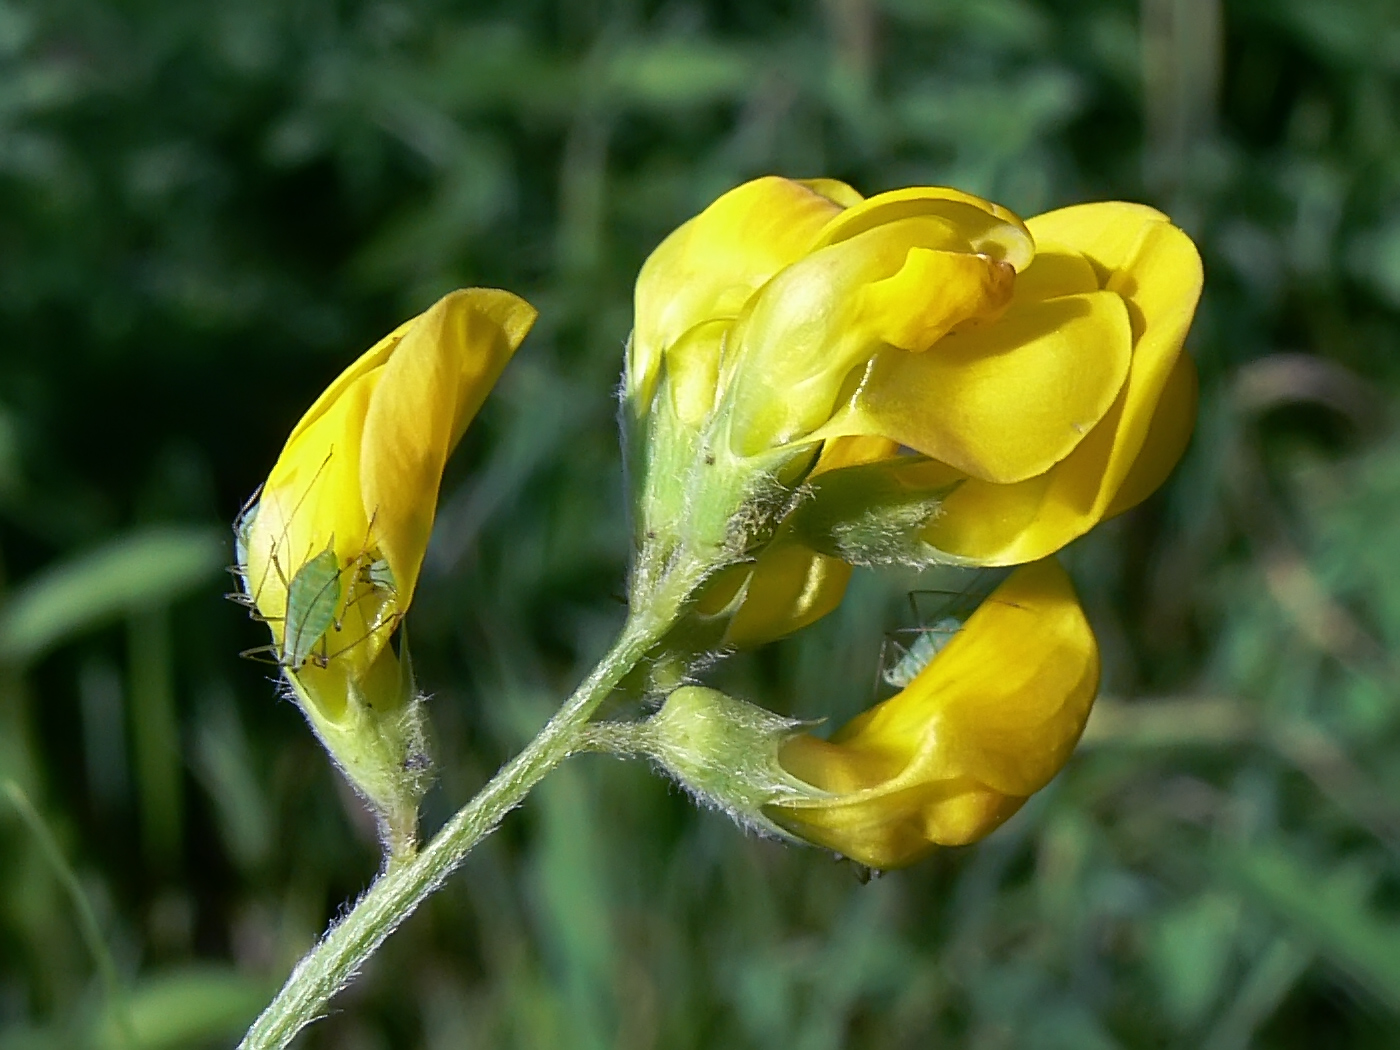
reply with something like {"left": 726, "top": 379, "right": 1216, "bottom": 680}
{"left": 238, "top": 606, "right": 678, "bottom": 1050}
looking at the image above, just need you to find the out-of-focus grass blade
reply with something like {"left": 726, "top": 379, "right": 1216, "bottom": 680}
{"left": 605, "top": 40, "right": 751, "bottom": 107}
{"left": 0, "top": 526, "right": 225, "bottom": 666}
{"left": 191, "top": 691, "right": 272, "bottom": 873}
{"left": 1, "top": 780, "right": 134, "bottom": 1049}
{"left": 127, "top": 608, "right": 181, "bottom": 869}
{"left": 89, "top": 968, "right": 269, "bottom": 1050}
{"left": 1202, "top": 936, "right": 1311, "bottom": 1050}
{"left": 1227, "top": 844, "right": 1400, "bottom": 1010}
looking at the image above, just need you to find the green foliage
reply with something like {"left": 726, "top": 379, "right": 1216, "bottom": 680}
{"left": 2, "top": 0, "right": 1400, "bottom": 1046}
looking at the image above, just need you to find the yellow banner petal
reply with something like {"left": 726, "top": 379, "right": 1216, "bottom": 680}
{"left": 727, "top": 236, "right": 1015, "bottom": 455}
{"left": 920, "top": 207, "right": 1203, "bottom": 563}
{"left": 629, "top": 177, "right": 847, "bottom": 411}
{"left": 360, "top": 289, "right": 536, "bottom": 607}
{"left": 823, "top": 290, "right": 1132, "bottom": 484}
{"left": 812, "top": 185, "right": 1035, "bottom": 272}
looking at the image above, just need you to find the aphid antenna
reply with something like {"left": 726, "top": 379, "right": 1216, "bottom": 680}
{"left": 358, "top": 507, "right": 381, "bottom": 556}
{"left": 890, "top": 621, "right": 962, "bottom": 638}
{"left": 870, "top": 634, "right": 905, "bottom": 701}
{"left": 244, "top": 449, "right": 336, "bottom": 608}
{"left": 905, "top": 586, "right": 1025, "bottom": 624}
{"left": 233, "top": 483, "right": 264, "bottom": 529}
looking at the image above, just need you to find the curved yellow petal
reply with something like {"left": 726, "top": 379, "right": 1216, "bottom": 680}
{"left": 795, "top": 177, "right": 865, "bottom": 208}
{"left": 920, "top": 206, "right": 1203, "bottom": 563}
{"left": 1104, "top": 350, "right": 1199, "bottom": 518}
{"left": 663, "top": 319, "right": 729, "bottom": 429}
{"left": 629, "top": 177, "right": 846, "bottom": 411}
{"left": 360, "top": 289, "right": 537, "bottom": 606}
{"left": 723, "top": 541, "right": 853, "bottom": 649}
{"left": 821, "top": 290, "right": 1132, "bottom": 483}
{"left": 813, "top": 185, "right": 1035, "bottom": 271}
{"left": 1027, "top": 201, "right": 1170, "bottom": 277}
{"left": 1011, "top": 242, "right": 1099, "bottom": 303}
{"left": 283, "top": 319, "right": 413, "bottom": 449}
{"left": 772, "top": 558, "right": 1099, "bottom": 868}
{"left": 812, "top": 435, "right": 902, "bottom": 474}
{"left": 726, "top": 232, "right": 1016, "bottom": 455}
{"left": 247, "top": 368, "right": 379, "bottom": 646}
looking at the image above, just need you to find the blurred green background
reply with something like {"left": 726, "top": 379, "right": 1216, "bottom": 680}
{"left": 2, "top": 0, "right": 1400, "bottom": 1046}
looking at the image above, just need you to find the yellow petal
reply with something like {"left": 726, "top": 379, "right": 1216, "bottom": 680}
{"left": 663, "top": 319, "right": 729, "bottom": 429}
{"left": 1011, "top": 242, "right": 1099, "bottom": 303}
{"left": 244, "top": 289, "right": 533, "bottom": 691}
{"left": 283, "top": 319, "right": 414, "bottom": 449}
{"left": 773, "top": 558, "right": 1099, "bottom": 868}
{"left": 858, "top": 247, "right": 1017, "bottom": 354}
{"left": 360, "top": 289, "right": 536, "bottom": 606}
{"left": 812, "top": 435, "right": 901, "bottom": 475}
{"left": 726, "top": 232, "right": 1016, "bottom": 455}
{"left": 723, "top": 541, "right": 853, "bottom": 649}
{"left": 795, "top": 177, "right": 865, "bottom": 208}
{"left": 247, "top": 367, "right": 380, "bottom": 643}
{"left": 1104, "top": 350, "right": 1198, "bottom": 518}
{"left": 813, "top": 185, "right": 1035, "bottom": 271}
{"left": 821, "top": 290, "right": 1132, "bottom": 483}
{"left": 629, "top": 177, "right": 846, "bottom": 411}
{"left": 921, "top": 206, "right": 1203, "bottom": 563}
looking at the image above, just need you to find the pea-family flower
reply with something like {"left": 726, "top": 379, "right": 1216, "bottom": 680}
{"left": 617, "top": 558, "right": 1098, "bottom": 868}
{"left": 236, "top": 289, "right": 536, "bottom": 853}
{"left": 624, "top": 177, "right": 1201, "bottom": 649}
{"left": 770, "top": 557, "right": 1099, "bottom": 868}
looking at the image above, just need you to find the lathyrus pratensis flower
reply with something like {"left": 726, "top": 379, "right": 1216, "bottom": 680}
{"left": 624, "top": 177, "right": 1201, "bottom": 650}
{"left": 615, "top": 175, "right": 1198, "bottom": 867}
{"left": 631, "top": 558, "right": 1097, "bottom": 869}
{"left": 769, "top": 557, "right": 1099, "bottom": 868}
{"left": 235, "top": 289, "right": 536, "bottom": 855}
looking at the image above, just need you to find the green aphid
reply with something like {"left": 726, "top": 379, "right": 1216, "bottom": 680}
{"left": 361, "top": 557, "right": 396, "bottom": 593}
{"left": 283, "top": 547, "right": 343, "bottom": 669}
{"left": 881, "top": 616, "right": 961, "bottom": 689}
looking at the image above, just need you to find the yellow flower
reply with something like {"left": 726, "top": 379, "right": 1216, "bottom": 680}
{"left": 236, "top": 288, "right": 536, "bottom": 846}
{"left": 626, "top": 177, "right": 1201, "bottom": 646}
{"left": 769, "top": 557, "right": 1099, "bottom": 869}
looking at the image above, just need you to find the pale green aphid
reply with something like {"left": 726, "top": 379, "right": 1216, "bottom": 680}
{"left": 882, "top": 616, "right": 961, "bottom": 689}
{"left": 283, "top": 547, "right": 343, "bottom": 669}
{"left": 361, "top": 557, "right": 395, "bottom": 592}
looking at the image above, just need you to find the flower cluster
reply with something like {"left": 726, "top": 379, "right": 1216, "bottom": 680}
{"left": 621, "top": 176, "right": 1200, "bottom": 865}
{"left": 237, "top": 175, "right": 1200, "bottom": 869}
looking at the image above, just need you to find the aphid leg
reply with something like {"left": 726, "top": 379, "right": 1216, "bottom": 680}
{"left": 238, "top": 644, "right": 288, "bottom": 667}
{"left": 322, "top": 610, "right": 403, "bottom": 664}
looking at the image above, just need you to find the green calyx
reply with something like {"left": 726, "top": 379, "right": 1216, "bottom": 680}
{"left": 585, "top": 686, "right": 827, "bottom": 839}
{"left": 786, "top": 456, "right": 965, "bottom": 568}
{"left": 286, "top": 640, "right": 431, "bottom": 863}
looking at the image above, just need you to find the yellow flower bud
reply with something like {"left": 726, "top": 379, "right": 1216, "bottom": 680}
{"left": 235, "top": 288, "right": 536, "bottom": 850}
{"left": 633, "top": 179, "right": 1201, "bottom": 647}
{"left": 769, "top": 557, "right": 1099, "bottom": 869}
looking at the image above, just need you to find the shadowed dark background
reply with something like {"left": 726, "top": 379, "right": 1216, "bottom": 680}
{"left": 4, "top": 0, "right": 1400, "bottom": 1046}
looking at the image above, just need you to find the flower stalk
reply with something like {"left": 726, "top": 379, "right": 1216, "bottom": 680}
{"left": 239, "top": 579, "right": 697, "bottom": 1050}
